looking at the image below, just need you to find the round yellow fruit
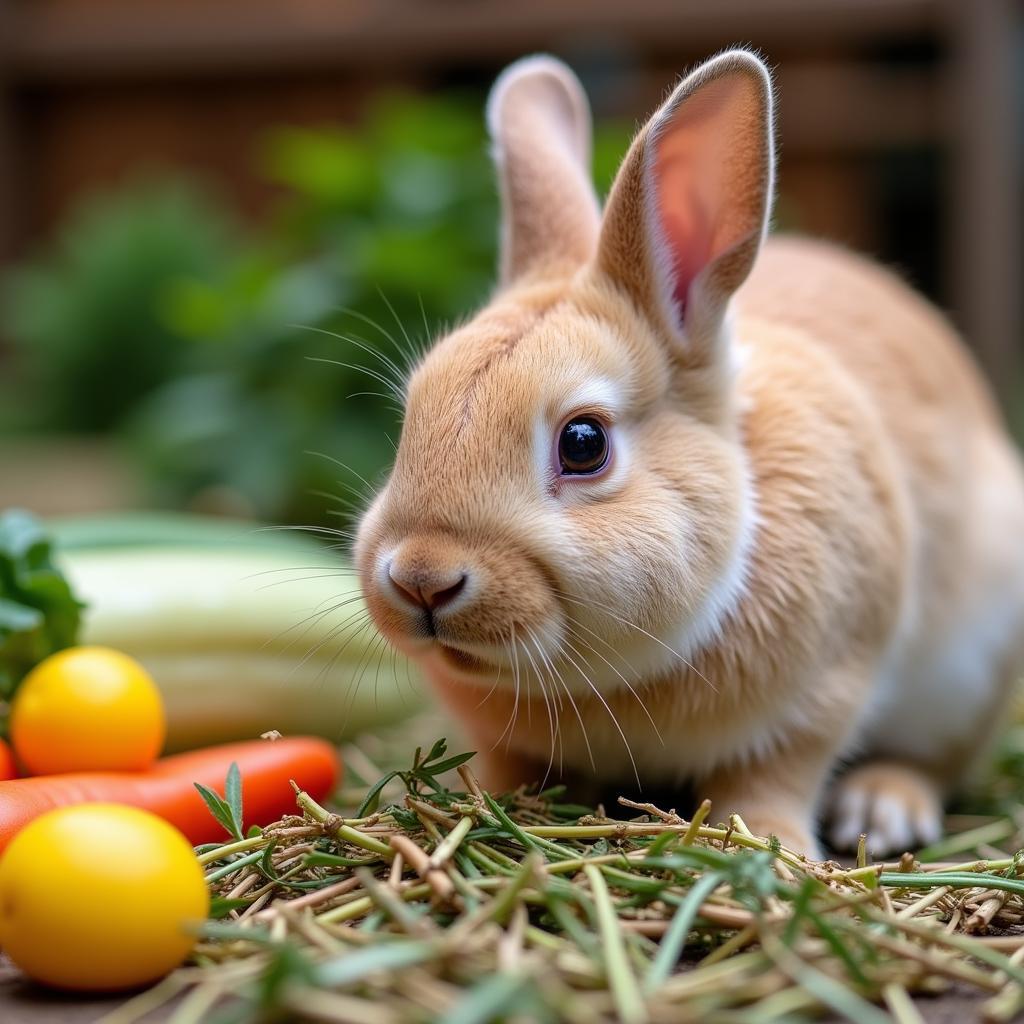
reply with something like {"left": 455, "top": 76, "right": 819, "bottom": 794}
{"left": 0, "top": 804, "right": 209, "bottom": 990}
{"left": 11, "top": 646, "right": 165, "bottom": 774}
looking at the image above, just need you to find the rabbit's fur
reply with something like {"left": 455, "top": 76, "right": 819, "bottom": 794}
{"left": 355, "top": 50, "right": 1024, "bottom": 857}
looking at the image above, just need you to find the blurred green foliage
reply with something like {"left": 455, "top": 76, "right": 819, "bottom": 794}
{"left": 0, "top": 92, "right": 628, "bottom": 526}
{"left": 0, "top": 509, "right": 84, "bottom": 705}
{"left": 0, "top": 182, "right": 234, "bottom": 433}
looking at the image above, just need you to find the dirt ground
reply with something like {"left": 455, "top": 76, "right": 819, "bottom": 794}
{"left": 0, "top": 956, "right": 171, "bottom": 1023}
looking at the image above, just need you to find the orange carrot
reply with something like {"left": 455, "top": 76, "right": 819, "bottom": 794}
{"left": 0, "top": 739, "right": 14, "bottom": 782}
{"left": 0, "top": 737, "right": 340, "bottom": 852}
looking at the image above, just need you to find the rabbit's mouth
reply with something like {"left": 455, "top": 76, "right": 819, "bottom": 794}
{"left": 438, "top": 644, "right": 490, "bottom": 674}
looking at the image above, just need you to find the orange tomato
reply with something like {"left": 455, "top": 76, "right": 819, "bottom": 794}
{"left": 0, "top": 739, "right": 15, "bottom": 781}
{"left": 11, "top": 646, "right": 165, "bottom": 775}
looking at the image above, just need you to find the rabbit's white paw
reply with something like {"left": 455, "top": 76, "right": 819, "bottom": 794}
{"left": 829, "top": 762, "right": 942, "bottom": 857}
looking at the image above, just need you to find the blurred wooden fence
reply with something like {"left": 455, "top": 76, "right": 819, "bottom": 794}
{"left": 0, "top": 0, "right": 1020, "bottom": 396}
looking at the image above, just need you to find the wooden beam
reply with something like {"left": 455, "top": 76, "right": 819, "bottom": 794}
{"left": 943, "top": 0, "right": 1022, "bottom": 403}
{"left": 0, "top": 0, "right": 23, "bottom": 261}
{"left": 7, "top": 0, "right": 940, "bottom": 82}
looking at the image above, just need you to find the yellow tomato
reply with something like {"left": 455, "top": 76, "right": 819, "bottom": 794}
{"left": 0, "top": 804, "right": 209, "bottom": 990}
{"left": 11, "top": 646, "right": 165, "bottom": 774}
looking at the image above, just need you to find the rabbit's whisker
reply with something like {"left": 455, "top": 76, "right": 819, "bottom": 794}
{"left": 377, "top": 287, "right": 428, "bottom": 370}
{"left": 254, "top": 523, "right": 353, "bottom": 540}
{"left": 254, "top": 571, "right": 361, "bottom": 593}
{"left": 338, "top": 628, "right": 387, "bottom": 725}
{"left": 560, "top": 633, "right": 641, "bottom": 790}
{"left": 567, "top": 626, "right": 665, "bottom": 747}
{"left": 293, "top": 324, "right": 409, "bottom": 395}
{"left": 474, "top": 655, "right": 504, "bottom": 711}
{"left": 553, "top": 588, "right": 718, "bottom": 694}
{"left": 305, "top": 355, "right": 405, "bottom": 402}
{"left": 493, "top": 626, "right": 522, "bottom": 752}
{"left": 335, "top": 304, "right": 425, "bottom": 371}
{"left": 532, "top": 632, "right": 594, "bottom": 774}
{"left": 416, "top": 294, "right": 432, "bottom": 354}
{"left": 530, "top": 625, "right": 567, "bottom": 781}
{"left": 522, "top": 625, "right": 561, "bottom": 787}
{"left": 301, "top": 608, "right": 374, "bottom": 679}
{"left": 264, "top": 593, "right": 368, "bottom": 655}
{"left": 245, "top": 564, "right": 361, "bottom": 579}
{"left": 304, "top": 451, "right": 379, "bottom": 497}
{"left": 308, "top": 485, "right": 370, "bottom": 519}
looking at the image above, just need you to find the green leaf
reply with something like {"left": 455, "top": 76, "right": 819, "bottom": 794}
{"left": 482, "top": 793, "right": 566, "bottom": 863}
{"left": 194, "top": 781, "right": 243, "bottom": 841}
{"left": 225, "top": 761, "right": 244, "bottom": 836}
{"left": 643, "top": 872, "right": 724, "bottom": 991}
{"left": 199, "top": 921, "right": 275, "bottom": 945}
{"left": 447, "top": 972, "right": 542, "bottom": 1024}
{"left": 782, "top": 878, "right": 873, "bottom": 987}
{"left": 209, "top": 897, "right": 254, "bottom": 919}
{"left": 761, "top": 936, "right": 891, "bottom": 1024}
{"left": 355, "top": 769, "right": 399, "bottom": 817}
{"left": 0, "top": 599, "right": 43, "bottom": 631}
{"left": 313, "top": 940, "right": 439, "bottom": 988}
{"left": 422, "top": 737, "right": 448, "bottom": 765}
{"left": 390, "top": 806, "right": 420, "bottom": 831}
{"left": 0, "top": 509, "right": 85, "bottom": 703}
{"left": 422, "top": 750, "right": 476, "bottom": 776}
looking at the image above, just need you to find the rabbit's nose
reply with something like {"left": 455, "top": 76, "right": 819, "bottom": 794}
{"left": 388, "top": 562, "right": 468, "bottom": 612}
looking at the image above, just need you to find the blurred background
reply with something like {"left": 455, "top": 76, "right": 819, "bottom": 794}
{"left": 0, "top": 0, "right": 1021, "bottom": 529}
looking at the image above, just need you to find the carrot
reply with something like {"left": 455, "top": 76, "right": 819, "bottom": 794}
{"left": 0, "top": 736, "right": 340, "bottom": 852}
{"left": 0, "top": 739, "right": 14, "bottom": 782}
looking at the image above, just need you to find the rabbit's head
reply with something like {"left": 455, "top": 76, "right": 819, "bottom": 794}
{"left": 356, "top": 51, "right": 774, "bottom": 699}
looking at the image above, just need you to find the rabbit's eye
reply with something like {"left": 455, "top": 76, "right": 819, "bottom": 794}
{"left": 559, "top": 417, "right": 609, "bottom": 475}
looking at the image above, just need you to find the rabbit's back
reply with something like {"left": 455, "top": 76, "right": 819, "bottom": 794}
{"left": 738, "top": 236, "right": 1000, "bottom": 431}
{"left": 737, "top": 236, "right": 1024, "bottom": 773}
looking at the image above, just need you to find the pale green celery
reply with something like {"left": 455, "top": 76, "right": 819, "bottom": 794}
{"left": 62, "top": 546, "right": 423, "bottom": 750}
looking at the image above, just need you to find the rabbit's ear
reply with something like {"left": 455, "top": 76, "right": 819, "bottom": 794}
{"left": 487, "top": 56, "right": 601, "bottom": 285}
{"left": 596, "top": 50, "right": 774, "bottom": 364}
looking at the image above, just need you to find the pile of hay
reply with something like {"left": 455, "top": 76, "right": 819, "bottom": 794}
{"left": 107, "top": 737, "right": 1024, "bottom": 1024}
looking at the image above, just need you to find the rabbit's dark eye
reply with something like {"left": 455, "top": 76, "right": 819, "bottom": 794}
{"left": 559, "top": 417, "right": 609, "bottom": 475}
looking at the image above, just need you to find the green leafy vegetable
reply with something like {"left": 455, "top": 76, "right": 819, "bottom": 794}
{"left": 194, "top": 762, "right": 245, "bottom": 841}
{"left": 0, "top": 509, "right": 84, "bottom": 704}
{"left": 355, "top": 737, "right": 475, "bottom": 816}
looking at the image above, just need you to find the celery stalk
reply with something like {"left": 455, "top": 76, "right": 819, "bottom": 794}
{"left": 61, "top": 546, "right": 423, "bottom": 751}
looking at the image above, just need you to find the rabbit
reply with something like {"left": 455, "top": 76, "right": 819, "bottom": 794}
{"left": 354, "top": 48, "right": 1024, "bottom": 859}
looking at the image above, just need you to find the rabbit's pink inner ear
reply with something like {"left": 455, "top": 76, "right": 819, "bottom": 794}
{"left": 651, "top": 72, "right": 767, "bottom": 321}
{"left": 594, "top": 50, "right": 773, "bottom": 361}
{"left": 654, "top": 170, "right": 712, "bottom": 318}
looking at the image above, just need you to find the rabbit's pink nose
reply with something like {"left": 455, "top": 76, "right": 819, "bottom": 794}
{"left": 388, "top": 563, "right": 467, "bottom": 612}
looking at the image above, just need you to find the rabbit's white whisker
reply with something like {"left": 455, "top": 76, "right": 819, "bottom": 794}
{"left": 493, "top": 626, "right": 522, "bottom": 752}
{"left": 567, "top": 625, "right": 665, "bottom": 747}
{"left": 554, "top": 588, "right": 718, "bottom": 694}
{"left": 538, "top": 636, "right": 595, "bottom": 774}
{"left": 560, "top": 633, "right": 641, "bottom": 790}
{"left": 519, "top": 626, "right": 559, "bottom": 787}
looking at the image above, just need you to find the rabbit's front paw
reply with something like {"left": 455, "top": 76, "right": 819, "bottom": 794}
{"left": 829, "top": 762, "right": 942, "bottom": 857}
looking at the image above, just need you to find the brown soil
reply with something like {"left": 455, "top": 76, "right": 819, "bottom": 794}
{"left": 0, "top": 957, "right": 177, "bottom": 1023}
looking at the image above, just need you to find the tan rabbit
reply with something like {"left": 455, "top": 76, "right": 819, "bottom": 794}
{"left": 354, "top": 50, "right": 1024, "bottom": 858}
